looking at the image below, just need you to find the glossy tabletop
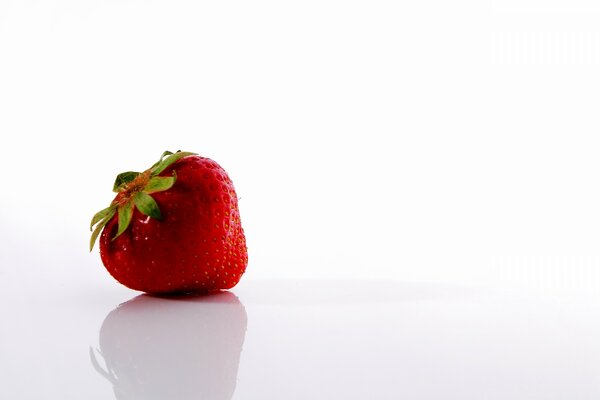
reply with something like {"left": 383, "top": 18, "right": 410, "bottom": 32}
{"left": 2, "top": 279, "right": 600, "bottom": 400}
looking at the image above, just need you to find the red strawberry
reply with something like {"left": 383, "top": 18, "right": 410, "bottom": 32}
{"left": 90, "top": 151, "right": 248, "bottom": 294}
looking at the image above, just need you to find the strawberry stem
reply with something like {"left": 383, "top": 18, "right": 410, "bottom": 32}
{"left": 88, "top": 150, "right": 197, "bottom": 251}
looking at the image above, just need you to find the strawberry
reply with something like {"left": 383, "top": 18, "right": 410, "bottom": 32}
{"left": 90, "top": 151, "right": 248, "bottom": 294}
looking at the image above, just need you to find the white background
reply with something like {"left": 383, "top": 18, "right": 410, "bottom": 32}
{"left": 1, "top": 1, "right": 600, "bottom": 290}
{"left": 2, "top": 1, "right": 600, "bottom": 399}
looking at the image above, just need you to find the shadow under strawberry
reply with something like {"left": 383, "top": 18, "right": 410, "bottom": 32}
{"left": 90, "top": 291, "right": 247, "bottom": 400}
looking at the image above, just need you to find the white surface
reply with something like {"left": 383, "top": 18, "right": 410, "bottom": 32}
{"left": 2, "top": 280, "right": 600, "bottom": 399}
{"left": 2, "top": 1, "right": 600, "bottom": 399}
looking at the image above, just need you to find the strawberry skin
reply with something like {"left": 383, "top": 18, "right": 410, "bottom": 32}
{"left": 92, "top": 152, "right": 247, "bottom": 294}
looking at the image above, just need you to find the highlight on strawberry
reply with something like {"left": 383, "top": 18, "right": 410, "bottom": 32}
{"left": 90, "top": 151, "right": 248, "bottom": 294}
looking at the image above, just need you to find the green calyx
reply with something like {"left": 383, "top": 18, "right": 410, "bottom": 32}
{"left": 89, "top": 150, "right": 196, "bottom": 251}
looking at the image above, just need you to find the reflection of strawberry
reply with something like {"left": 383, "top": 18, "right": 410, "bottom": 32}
{"left": 90, "top": 151, "right": 248, "bottom": 294}
{"left": 90, "top": 292, "right": 247, "bottom": 400}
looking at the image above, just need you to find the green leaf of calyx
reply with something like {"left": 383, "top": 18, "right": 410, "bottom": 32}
{"left": 90, "top": 205, "right": 116, "bottom": 231}
{"left": 151, "top": 151, "right": 196, "bottom": 176}
{"left": 89, "top": 209, "right": 116, "bottom": 251}
{"left": 150, "top": 151, "right": 174, "bottom": 169}
{"left": 143, "top": 174, "right": 176, "bottom": 194}
{"left": 134, "top": 192, "right": 162, "bottom": 220}
{"left": 113, "top": 171, "right": 140, "bottom": 192}
{"left": 113, "top": 201, "right": 134, "bottom": 240}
